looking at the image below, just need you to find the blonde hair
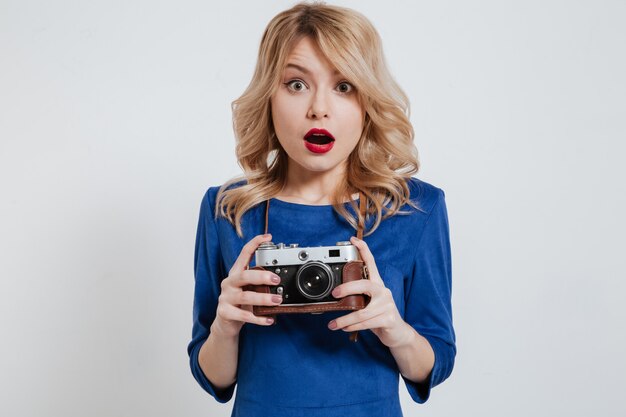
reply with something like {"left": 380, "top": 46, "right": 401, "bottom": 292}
{"left": 217, "top": 1, "right": 420, "bottom": 237}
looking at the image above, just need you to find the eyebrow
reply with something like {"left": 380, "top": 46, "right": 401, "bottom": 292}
{"left": 285, "top": 63, "right": 340, "bottom": 76}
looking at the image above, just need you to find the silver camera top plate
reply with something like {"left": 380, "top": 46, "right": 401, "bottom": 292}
{"left": 255, "top": 242, "right": 360, "bottom": 267}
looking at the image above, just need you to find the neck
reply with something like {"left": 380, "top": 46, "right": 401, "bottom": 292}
{"left": 277, "top": 161, "right": 353, "bottom": 205}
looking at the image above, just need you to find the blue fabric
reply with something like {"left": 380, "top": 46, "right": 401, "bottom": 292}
{"left": 188, "top": 177, "right": 456, "bottom": 416}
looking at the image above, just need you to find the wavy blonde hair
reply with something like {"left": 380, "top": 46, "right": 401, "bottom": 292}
{"left": 217, "top": 1, "right": 420, "bottom": 237}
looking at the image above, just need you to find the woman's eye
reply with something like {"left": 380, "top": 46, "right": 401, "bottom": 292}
{"left": 285, "top": 80, "right": 306, "bottom": 92}
{"left": 337, "top": 82, "right": 354, "bottom": 94}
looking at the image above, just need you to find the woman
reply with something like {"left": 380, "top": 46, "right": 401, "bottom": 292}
{"left": 188, "top": 3, "right": 455, "bottom": 416}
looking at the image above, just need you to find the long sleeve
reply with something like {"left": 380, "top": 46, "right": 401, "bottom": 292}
{"left": 187, "top": 188, "right": 235, "bottom": 402}
{"left": 402, "top": 188, "right": 456, "bottom": 403}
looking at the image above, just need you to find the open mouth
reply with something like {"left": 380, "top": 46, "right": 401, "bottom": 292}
{"left": 305, "top": 134, "right": 335, "bottom": 145}
{"left": 303, "top": 128, "right": 335, "bottom": 154}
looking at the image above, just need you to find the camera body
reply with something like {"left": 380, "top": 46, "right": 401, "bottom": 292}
{"left": 254, "top": 241, "right": 360, "bottom": 305}
{"left": 245, "top": 238, "right": 369, "bottom": 344}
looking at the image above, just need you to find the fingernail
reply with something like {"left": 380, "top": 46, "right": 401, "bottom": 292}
{"left": 266, "top": 318, "right": 274, "bottom": 324}
{"left": 328, "top": 320, "right": 337, "bottom": 330}
{"left": 271, "top": 275, "right": 281, "bottom": 284}
{"left": 272, "top": 295, "right": 282, "bottom": 303}
{"left": 332, "top": 289, "right": 340, "bottom": 297}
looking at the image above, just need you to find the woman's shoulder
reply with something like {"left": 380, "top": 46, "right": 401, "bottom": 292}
{"left": 406, "top": 176, "right": 446, "bottom": 215}
{"left": 202, "top": 179, "right": 248, "bottom": 207}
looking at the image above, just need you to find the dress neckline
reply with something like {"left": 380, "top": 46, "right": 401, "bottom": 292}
{"left": 269, "top": 196, "right": 360, "bottom": 209}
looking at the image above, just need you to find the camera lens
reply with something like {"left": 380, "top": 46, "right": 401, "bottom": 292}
{"left": 296, "top": 261, "right": 334, "bottom": 300}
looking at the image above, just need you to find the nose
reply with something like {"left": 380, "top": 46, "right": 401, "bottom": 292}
{"left": 307, "top": 89, "right": 330, "bottom": 119}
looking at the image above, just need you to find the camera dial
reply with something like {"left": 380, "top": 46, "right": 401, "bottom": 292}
{"left": 258, "top": 242, "right": 278, "bottom": 250}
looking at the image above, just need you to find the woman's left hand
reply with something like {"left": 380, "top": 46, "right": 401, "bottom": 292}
{"left": 328, "top": 236, "right": 413, "bottom": 348}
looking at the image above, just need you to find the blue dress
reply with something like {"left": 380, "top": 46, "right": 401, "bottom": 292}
{"left": 188, "top": 177, "right": 456, "bottom": 416}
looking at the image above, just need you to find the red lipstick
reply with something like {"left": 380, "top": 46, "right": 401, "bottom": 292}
{"left": 303, "top": 128, "right": 335, "bottom": 154}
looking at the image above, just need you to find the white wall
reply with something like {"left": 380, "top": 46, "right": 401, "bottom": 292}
{"left": 1, "top": 1, "right": 624, "bottom": 416}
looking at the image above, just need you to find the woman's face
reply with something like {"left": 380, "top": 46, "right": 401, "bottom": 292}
{"left": 271, "top": 36, "right": 364, "bottom": 179}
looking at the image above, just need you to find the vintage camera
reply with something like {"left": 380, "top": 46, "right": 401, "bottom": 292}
{"left": 246, "top": 240, "right": 369, "bottom": 342}
{"left": 254, "top": 241, "right": 360, "bottom": 305}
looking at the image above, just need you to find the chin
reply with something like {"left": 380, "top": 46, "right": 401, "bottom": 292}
{"left": 294, "top": 158, "right": 343, "bottom": 174}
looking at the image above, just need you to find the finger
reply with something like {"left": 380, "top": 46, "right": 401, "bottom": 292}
{"left": 349, "top": 236, "right": 382, "bottom": 283}
{"left": 230, "top": 234, "right": 273, "bottom": 274}
{"left": 236, "top": 290, "right": 283, "bottom": 307}
{"left": 328, "top": 304, "right": 385, "bottom": 331}
{"left": 332, "top": 279, "right": 384, "bottom": 299}
{"left": 221, "top": 303, "right": 275, "bottom": 326}
{"left": 233, "top": 269, "right": 281, "bottom": 288}
{"left": 340, "top": 314, "right": 391, "bottom": 332}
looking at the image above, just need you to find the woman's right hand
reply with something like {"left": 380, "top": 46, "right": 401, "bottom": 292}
{"left": 211, "top": 233, "right": 283, "bottom": 339}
